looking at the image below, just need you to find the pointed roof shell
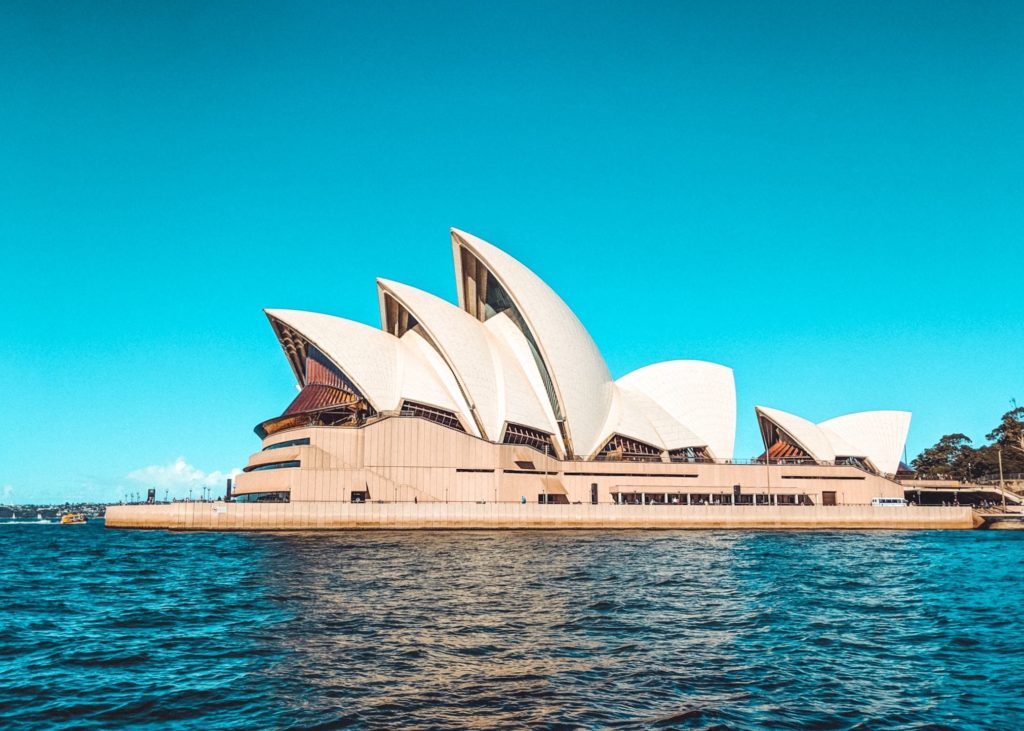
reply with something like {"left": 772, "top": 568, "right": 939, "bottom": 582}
{"left": 451, "top": 228, "right": 614, "bottom": 457}
{"left": 592, "top": 385, "right": 707, "bottom": 457}
{"left": 376, "top": 279, "right": 558, "bottom": 444}
{"left": 819, "top": 411, "right": 912, "bottom": 475}
{"left": 755, "top": 405, "right": 836, "bottom": 463}
{"left": 265, "top": 309, "right": 473, "bottom": 431}
{"left": 617, "top": 360, "right": 736, "bottom": 460}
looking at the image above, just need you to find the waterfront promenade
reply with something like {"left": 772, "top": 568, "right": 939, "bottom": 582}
{"left": 106, "top": 501, "right": 977, "bottom": 530}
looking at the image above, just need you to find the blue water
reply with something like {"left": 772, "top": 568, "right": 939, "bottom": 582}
{"left": 1, "top": 523, "right": 1022, "bottom": 729}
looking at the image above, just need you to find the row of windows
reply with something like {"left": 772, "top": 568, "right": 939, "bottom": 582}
{"left": 263, "top": 437, "right": 310, "bottom": 451}
{"left": 233, "top": 491, "right": 291, "bottom": 503}
{"left": 597, "top": 434, "right": 663, "bottom": 462}
{"left": 611, "top": 492, "right": 811, "bottom": 506}
{"left": 563, "top": 471, "right": 697, "bottom": 478}
{"left": 781, "top": 474, "right": 865, "bottom": 481}
{"left": 502, "top": 422, "right": 554, "bottom": 454}
{"left": 399, "top": 401, "right": 466, "bottom": 431}
{"left": 668, "top": 447, "right": 710, "bottom": 463}
{"left": 245, "top": 460, "right": 301, "bottom": 473}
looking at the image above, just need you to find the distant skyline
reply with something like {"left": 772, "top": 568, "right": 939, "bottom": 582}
{"left": 2, "top": 1, "right": 1021, "bottom": 503}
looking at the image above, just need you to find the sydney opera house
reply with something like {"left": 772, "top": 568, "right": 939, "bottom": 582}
{"left": 228, "top": 229, "right": 912, "bottom": 509}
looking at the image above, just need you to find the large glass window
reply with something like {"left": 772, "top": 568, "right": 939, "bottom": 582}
{"left": 502, "top": 423, "right": 554, "bottom": 454}
{"left": 399, "top": 401, "right": 465, "bottom": 432}
{"left": 597, "top": 434, "right": 662, "bottom": 462}
{"left": 246, "top": 460, "right": 300, "bottom": 472}
{"left": 263, "top": 437, "right": 310, "bottom": 451}
{"left": 234, "top": 491, "right": 290, "bottom": 503}
{"left": 668, "top": 447, "right": 710, "bottom": 463}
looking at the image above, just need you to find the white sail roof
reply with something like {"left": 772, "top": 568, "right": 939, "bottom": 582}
{"left": 265, "top": 309, "right": 473, "bottom": 431}
{"left": 757, "top": 405, "right": 912, "bottom": 474}
{"left": 817, "top": 425, "right": 869, "bottom": 462}
{"left": 451, "top": 228, "right": 615, "bottom": 458}
{"left": 617, "top": 361, "right": 736, "bottom": 460}
{"left": 819, "top": 411, "right": 911, "bottom": 475}
{"left": 484, "top": 313, "right": 565, "bottom": 453}
{"left": 264, "top": 229, "right": 914, "bottom": 475}
{"left": 397, "top": 329, "right": 480, "bottom": 436}
{"left": 592, "top": 385, "right": 708, "bottom": 457}
{"left": 376, "top": 279, "right": 558, "bottom": 445}
{"left": 756, "top": 405, "right": 837, "bottom": 463}
{"left": 631, "top": 392, "right": 708, "bottom": 451}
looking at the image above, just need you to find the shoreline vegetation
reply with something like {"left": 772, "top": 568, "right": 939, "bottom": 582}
{"left": 0, "top": 503, "right": 107, "bottom": 521}
{"left": 912, "top": 404, "right": 1024, "bottom": 483}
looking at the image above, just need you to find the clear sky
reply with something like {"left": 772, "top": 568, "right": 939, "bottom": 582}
{"left": 2, "top": 1, "right": 1021, "bottom": 504}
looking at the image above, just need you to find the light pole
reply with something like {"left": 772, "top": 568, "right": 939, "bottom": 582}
{"left": 542, "top": 442, "right": 549, "bottom": 505}
{"left": 998, "top": 447, "right": 1006, "bottom": 510}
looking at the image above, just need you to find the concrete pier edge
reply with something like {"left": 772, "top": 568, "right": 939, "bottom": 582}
{"left": 105, "top": 502, "right": 979, "bottom": 531}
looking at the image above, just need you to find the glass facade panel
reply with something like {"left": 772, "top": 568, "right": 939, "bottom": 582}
{"left": 263, "top": 438, "right": 311, "bottom": 451}
{"left": 247, "top": 460, "right": 300, "bottom": 472}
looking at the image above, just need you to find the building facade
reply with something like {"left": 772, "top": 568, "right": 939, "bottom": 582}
{"left": 231, "top": 229, "right": 910, "bottom": 507}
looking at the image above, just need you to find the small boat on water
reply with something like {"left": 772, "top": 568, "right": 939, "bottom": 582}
{"left": 60, "top": 513, "right": 87, "bottom": 525}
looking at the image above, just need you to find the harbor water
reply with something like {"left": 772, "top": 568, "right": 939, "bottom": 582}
{"left": 1, "top": 522, "right": 1022, "bottom": 729}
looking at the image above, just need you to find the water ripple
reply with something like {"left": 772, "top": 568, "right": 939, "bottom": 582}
{"left": 0, "top": 524, "right": 1022, "bottom": 729}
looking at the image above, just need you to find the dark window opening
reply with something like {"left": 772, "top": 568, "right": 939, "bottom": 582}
{"left": 836, "top": 456, "right": 874, "bottom": 472}
{"left": 503, "top": 423, "right": 554, "bottom": 455}
{"left": 244, "top": 460, "right": 300, "bottom": 473}
{"left": 758, "top": 416, "right": 815, "bottom": 464}
{"left": 400, "top": 401, "right": 466, "bottom": 432}
{"left": 263, "top": 437, "right": 311, "bottom": 451}
{"left": 305, "top": 346, "right": 362, "bottom": 393}
{"left": 233, "top": 491, "right": 290, "bottom": 503}
{"left": 781, "top": 474, "right": 865, "bottom": 481}
{"left": 596, "top": 434, "right": 662, "bottom": 462}
{"left": 668, "top": 447, "right": 711, "bottom": 463}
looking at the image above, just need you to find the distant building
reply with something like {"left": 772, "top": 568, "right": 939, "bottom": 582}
{"left": 233, "top": 229, "right": 909, "bottom": 507}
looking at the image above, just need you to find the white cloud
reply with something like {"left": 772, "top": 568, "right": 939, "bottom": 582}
{"left": 127, "top": 457, "right": 241, "bottom": 492}
{"left": 2, "top": 484, "right": 13, "bottom": 501}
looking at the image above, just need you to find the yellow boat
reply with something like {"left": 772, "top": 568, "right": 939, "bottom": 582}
{"left": 60, "top": 513, "right": 87, "bottom": 525}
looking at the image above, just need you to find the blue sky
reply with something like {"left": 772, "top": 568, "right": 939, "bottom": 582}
{"left": 2, "top": 1, "right": 1021, "bottom": 504}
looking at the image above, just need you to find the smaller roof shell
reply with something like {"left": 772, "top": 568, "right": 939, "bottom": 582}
{"left": 756, "top": 405, "right": 912, "bottom": 474}
{"left": 265, "top": 309, "right": 474, "bottom": 431}
{"left": 376, "top": 279, "right": 559, "bottom": 445}
{"left": 756, "top": 405, "right": 836, "bottom": 463}
{"left": 617, "top": 361, "right": 736, "bottom": 460}
{"left": 591, "top": 385, "right": 707, "bottom": 458}
{"left": 819, "top": 411, "right": 912, "bottom": 475}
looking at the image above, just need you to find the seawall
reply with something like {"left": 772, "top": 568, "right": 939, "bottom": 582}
{"left": 105, "top": 502, "right": 979, "bottom": 531}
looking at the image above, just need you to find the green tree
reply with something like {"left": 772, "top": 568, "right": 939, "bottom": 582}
{"left": 912, "top": 402, "right": 1024, "bottom": 482}
{"left": 911, "top": 433, "right": 974, "bottom": 480}
{"left": 986, "top": 404, "right": 1024, "bottom": 474}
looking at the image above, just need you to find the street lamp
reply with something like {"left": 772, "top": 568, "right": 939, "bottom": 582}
{"left": 998, "top": 447, "right": 1006, "bottom": 511}
{"left": 542, "top": 441, "right": 549, "bottom": 505}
